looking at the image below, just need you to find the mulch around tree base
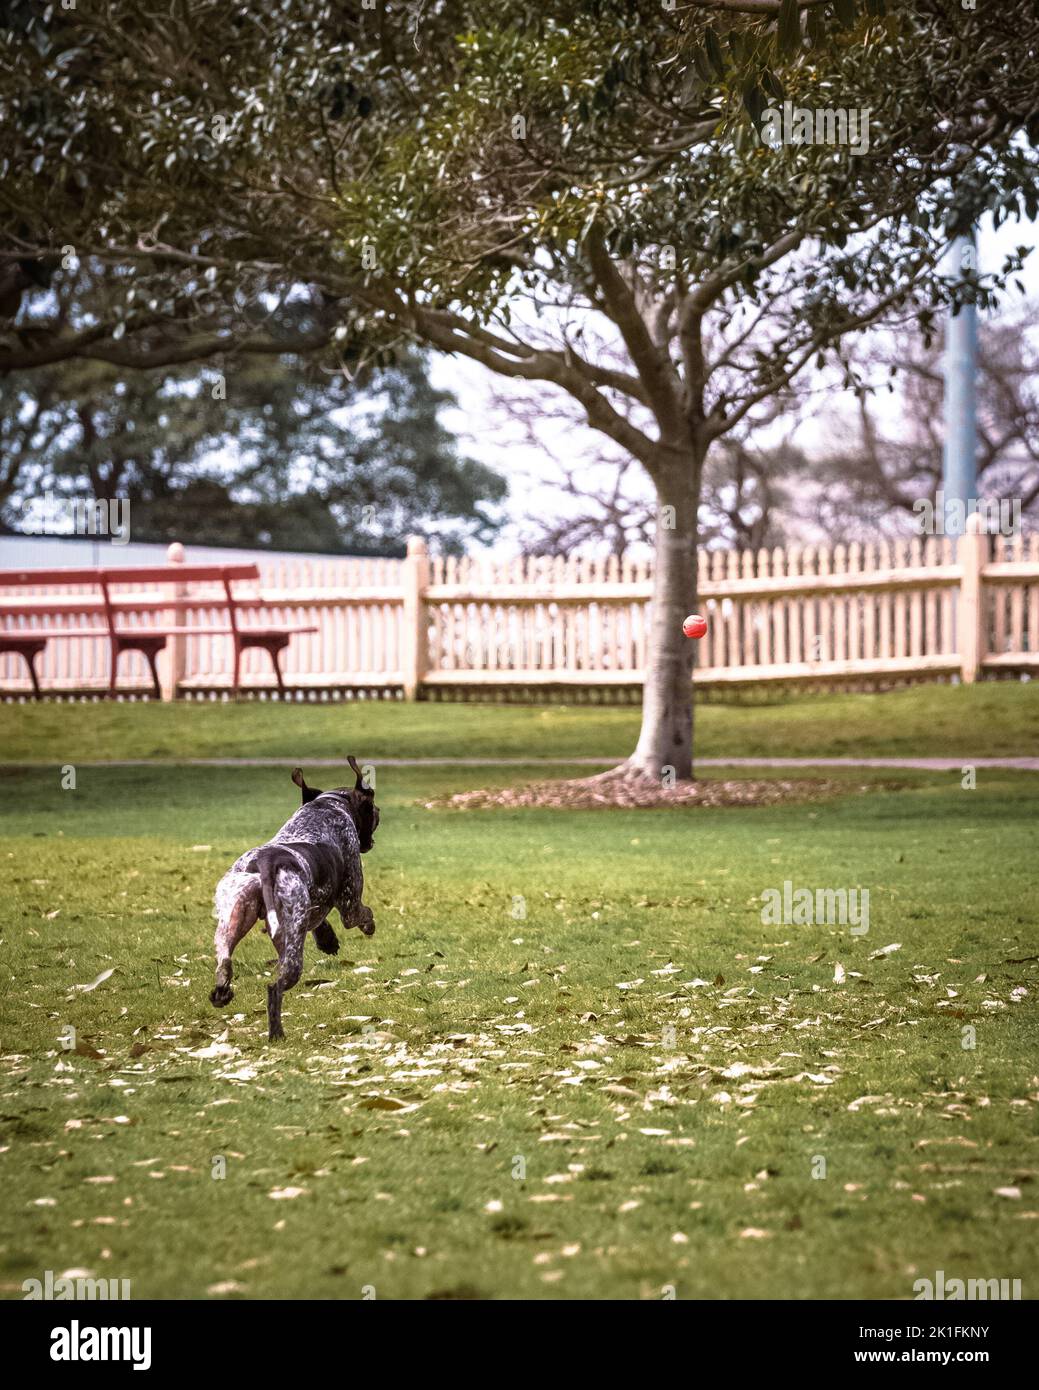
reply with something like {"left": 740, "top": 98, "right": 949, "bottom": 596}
{"left": 425, "top": 775, "right": 853, "bottom": 811}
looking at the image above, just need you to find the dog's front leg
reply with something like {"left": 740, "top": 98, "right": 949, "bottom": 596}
{"left": 337, "top": 890, "right": 375, "bottom": 938}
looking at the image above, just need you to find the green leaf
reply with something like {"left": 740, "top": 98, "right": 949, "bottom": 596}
{"left": 691, "top": 45, "right": 714, "bottom": 85}
{"left": 777, "top": 0, "right": 802, "bottom": 59}
{"left": 761, "top": 67, "right": 785, "bottom": 102}
{"left": 742, "top": 82, "right": 766, "bottom": 128}
{"left": 806, "top": 7, "right": 827, "bottom": 47}
{"left": 704, "top": 27, "right": 727, "bottom": 80}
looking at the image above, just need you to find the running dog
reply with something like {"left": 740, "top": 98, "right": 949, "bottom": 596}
{"left": 210, "top": 757, "right": 379, "bottom": 1039}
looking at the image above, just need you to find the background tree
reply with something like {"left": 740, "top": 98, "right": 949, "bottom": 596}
{"left": 801, "top": 304, "right": 1039, "bottom": 538}
{"left": 1, "top": 347, "right": 507, "bottom": 553}
{"left": 519, "top": 302, "right": 1039, "bottom": 551}
{"left": 2, "top": 0, "right": 1037, "bottom": 778}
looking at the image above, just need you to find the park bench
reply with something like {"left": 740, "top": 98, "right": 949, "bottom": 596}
{"left": 0, "top": 563, "right": 316, "bottom": 698}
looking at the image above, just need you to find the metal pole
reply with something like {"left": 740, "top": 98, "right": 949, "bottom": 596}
{"left": 941, "top": 232, "right": 978, "bottom": 539}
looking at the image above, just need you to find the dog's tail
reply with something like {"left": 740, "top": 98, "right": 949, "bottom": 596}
{"left": 256, "top": 847, "right": 297, "bottom": 940}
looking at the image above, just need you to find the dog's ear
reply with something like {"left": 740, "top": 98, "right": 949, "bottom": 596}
{"left": 352, "top": 794, "right": 377, "bottom": 851}
{"left": 292, "top": 767, "right": 322, "bottom": 804}
{"left": 347, "top": 755, "right": 372, "bottom": 795}
{"left": 345, "top": 756, "right": 378, "bottom": 851}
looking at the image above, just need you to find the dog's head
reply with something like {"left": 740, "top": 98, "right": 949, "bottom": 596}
{"left": 292, "top": 758, "right": 380, "bottom": 853}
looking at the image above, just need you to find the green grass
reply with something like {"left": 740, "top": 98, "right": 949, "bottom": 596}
{"left": 1, "top": 759, "right": 1037, "bottom": 1300}
{"left": 0, "top": 679, "right": 1037, "bottom": 763}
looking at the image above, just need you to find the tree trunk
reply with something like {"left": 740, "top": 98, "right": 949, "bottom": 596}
{"left": 623, "top": 453, "right": 703, "bottom": 781}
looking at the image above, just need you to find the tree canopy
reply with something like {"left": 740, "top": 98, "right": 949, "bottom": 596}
{"left": 2, "top": 0, "right": 1036, "bottom": 774}
{"left": 3, "top": 0, "right": 1035, "bottom": 383}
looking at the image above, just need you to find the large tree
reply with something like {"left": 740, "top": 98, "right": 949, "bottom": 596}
{"left": 2, "top": 0, "right": 1037, "bottom": 776}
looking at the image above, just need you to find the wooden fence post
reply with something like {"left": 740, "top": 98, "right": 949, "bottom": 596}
{"left": 402, "top": 535, "right": 429, "bottom": 699}
{"left": 162, "top": 541, "right": 187, "bottom": 701}
{"left": 957, "top": 511, "right": 988, "bottom": 684}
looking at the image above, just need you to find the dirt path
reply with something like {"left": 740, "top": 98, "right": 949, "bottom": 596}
{"left": 2, "top": 756, "right": 1037, "bottom": 770}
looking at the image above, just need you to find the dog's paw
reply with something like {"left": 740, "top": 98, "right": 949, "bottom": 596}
{"left": 358, "top": 906, "right": 376, "bottom": 937}
{"left": 210, "top": 984, "right": 234, "bottom": 1007}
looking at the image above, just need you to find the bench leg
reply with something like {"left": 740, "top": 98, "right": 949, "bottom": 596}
{"left": 24, "top": 647, "right": 43, "bottom": 699}
{"left": 143, "top": 646, "right": 162, "bottom": 700}
{"left": 232, "top": 635, "right": 242, "bottom": 698}
{"left": 3, "top": 645, "right": 45, "bottom": 698}
{"left": 110, "top": 638, "right": 165, "bottom": 698}
{"left": 269, "top": 642, "right": 286, "bottom": 694}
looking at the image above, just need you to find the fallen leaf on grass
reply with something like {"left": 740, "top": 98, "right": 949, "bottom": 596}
{"left": 359, "top": 1095, "right": 421, "bottom": 1113}
{"left": 714, "top": 1062, "right": 782, "bottom": 1081}
{"left": 914, "top": 1137, "right": 978, "bottom": 1149}
{"left": 70, "top": 969, "right": 115, "bottom": 994}
{"left": 187, "top": 1042, "right": 239, "bottom": 1060}
{"left": 847, "top": 1095, "right": 889, "bottom": 1112}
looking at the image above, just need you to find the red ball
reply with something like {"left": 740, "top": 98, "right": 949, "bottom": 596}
{"left": 683, "top": 613, "right": 708, "bottom": 639}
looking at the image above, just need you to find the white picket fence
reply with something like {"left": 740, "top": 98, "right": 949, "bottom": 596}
{"left": 2, "top": 524, "right": 1038, "bottom": 698}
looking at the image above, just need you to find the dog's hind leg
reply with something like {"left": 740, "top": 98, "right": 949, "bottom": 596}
{"left": 312, "top": 919, "right": 340, "bottom": 955}
{"left": 211, "top": 874, "right": 259, "bottom": 1008}
{"left": 267, "top": 925, "right": 305, "bottom": 1041}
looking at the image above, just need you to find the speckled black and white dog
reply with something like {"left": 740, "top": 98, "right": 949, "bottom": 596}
{"left": 210, "top": 757, "right": 379, "bottom": 1040}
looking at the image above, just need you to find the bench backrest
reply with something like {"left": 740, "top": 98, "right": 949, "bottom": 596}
{"left": 0, "top": 563, "right": 260, "bottom": 588}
